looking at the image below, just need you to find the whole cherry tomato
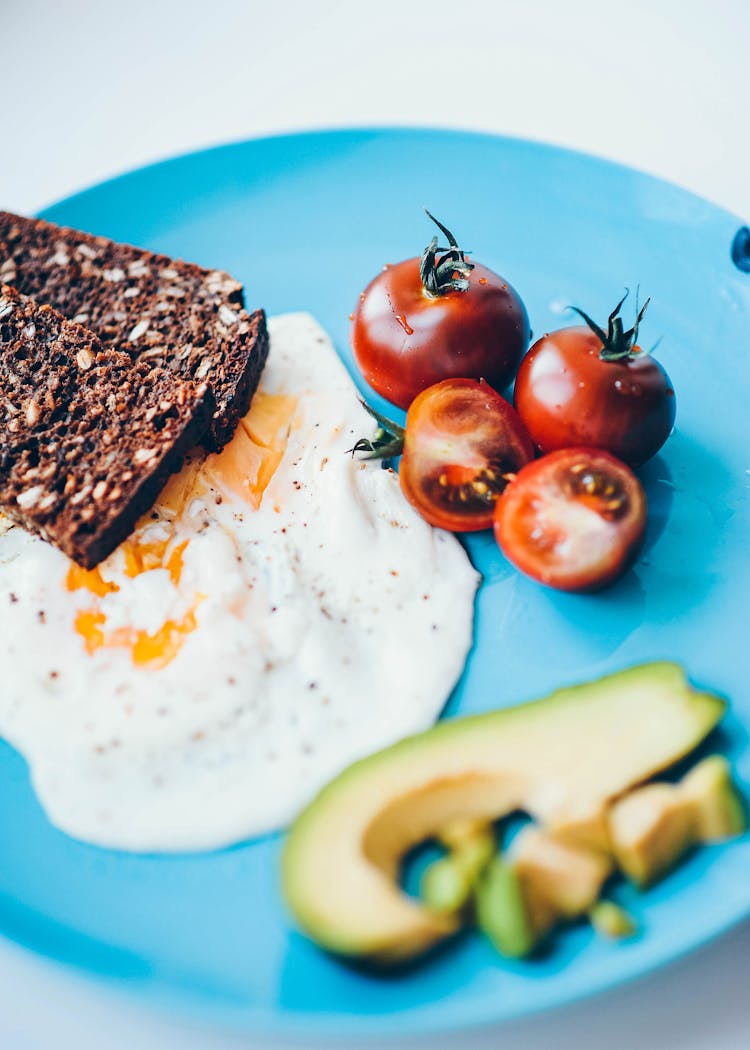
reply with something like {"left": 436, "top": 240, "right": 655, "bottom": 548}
{"left": 353, "top": 378, "right": 535, "bottom": 532}
{"left": 514, "top": 293, "right": 676, "bottom": 467}
{"left": 494, "top": 448, "right": 647, "bottom": 592}
{"left": 352, "top": 212, "right": 530, "bottom": 410}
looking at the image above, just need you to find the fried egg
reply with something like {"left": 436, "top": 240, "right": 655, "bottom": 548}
{"left": 0, "top": 313, "right": 479, "bottom": 851}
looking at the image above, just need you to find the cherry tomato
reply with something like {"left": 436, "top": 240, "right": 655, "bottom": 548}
{"left": 514, "top": 294, "right": 676, "bottom": 467}
{"left": 399, "top": 379, "right": 535, "bottom": 531}
{"left": 494, "top": 448, "right": 646, "bottom": 592}
{"left": 352, "top": 212, "right": 529, "bottom": 410}
{"left": 354, "top": 379, "right": 535, "bottom": 532}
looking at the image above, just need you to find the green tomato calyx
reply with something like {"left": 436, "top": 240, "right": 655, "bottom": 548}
{"left": 570, "top": 289, "right": 652, "bottom": 362}
{"left": 349, "top": 401, "right": 405, "bottom": 462}
{"left": 420, "top": 210, "right": 474, "bottom": 297}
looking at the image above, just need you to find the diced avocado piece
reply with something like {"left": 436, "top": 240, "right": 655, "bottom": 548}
{"left": 421, "top": 821, "right": 496, "bottom": 914}
{"left": 420, "top": 855, "right": 474, "bottom": 915}
{"left": 608, "top": 784, "right": 695, "bottom": 886}
{"left": 282, "top": 663, "right": 724, "bottom": 963}
{"left": 590, "top": 900, "right": 638, "bottom": 939}
{"left": 681, "top": 755, "right": 747, "bottom": 840}
{"left": 551, "top": 808, "right": 612, "bottom": 854}
{"left": 608, "top": 754, "right": 746, "bottom": 887}
{"left": 509, "top": 826, "right": 612, "bottom": 937}
{"left": 475, "top": 857, "right": 537, "bottom": 958}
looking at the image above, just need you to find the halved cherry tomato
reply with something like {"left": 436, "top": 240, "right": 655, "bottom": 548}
{"left": 494, "top": 448, "right": 646, "bottom": 591}
{"left": 352, "top": 212, "right": 529, "bottom": 409}
{"left": 514, "top": 293, "right": 675, "bottom": 467}
{"left": 399, "top": 379, "right": 535, "bottom": 531}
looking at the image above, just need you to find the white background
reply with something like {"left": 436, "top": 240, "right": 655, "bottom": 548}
{"left": 1, "top": 0, "right": 749, "bottom": 1047}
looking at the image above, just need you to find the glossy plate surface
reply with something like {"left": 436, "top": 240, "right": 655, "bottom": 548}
{"left": 1, "top": 128, "right": 749, "bottom": 1036}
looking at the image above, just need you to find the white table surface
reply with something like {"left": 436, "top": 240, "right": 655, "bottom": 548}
{"left": 2, "top": 1, "right": 749, "bottom": 1047}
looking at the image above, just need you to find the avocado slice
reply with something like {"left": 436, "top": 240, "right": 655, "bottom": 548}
{"left": 282, "top": 663, "right": 723, "bottom": 963}
{"left": 608, "top": 754, "right": 746, "bottom": 887}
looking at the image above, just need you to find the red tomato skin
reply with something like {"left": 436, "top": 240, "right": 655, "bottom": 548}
{"left": 494, "top": 448, "right": 647, "bottom": 592}
{"left": 352, "top": 257, "right": 530, "bottom": 410}
{"left": 514, "top": 327, "right": 676, "bottom": 467}
{"left": 399, "top": 378, "right": 535, "bottom": 533}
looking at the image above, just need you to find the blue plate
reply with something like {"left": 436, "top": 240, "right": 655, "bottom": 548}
{"left": 2, "top": 128, "right": 750, "bottom": 1037}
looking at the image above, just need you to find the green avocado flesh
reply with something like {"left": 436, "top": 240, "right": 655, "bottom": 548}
{"left": 475, "top": 858, "right": 537, "bottom": 958}
{"left": 608, "top": 754, "right": 747, "bottom": 886}
{"left": 509, "top": 827, "right": 612, "bottom": 941}
{"left": 420, "top": 825, "right": 496, "bottom": 915}
{"left": 282, "top": 663, "right": 724, "bottom": 963}
{"left": 590, "top": 901, "right": 638, "bottom": 940}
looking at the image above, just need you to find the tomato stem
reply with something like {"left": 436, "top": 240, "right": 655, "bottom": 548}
{"left": 349, "top": 400, "right": 406, "bottom": 461}
{"left": 420, "top": 210, "right": 474, "bottom": 296}
{"left": 569, "top": 289, "right": 651, "bottom": 362}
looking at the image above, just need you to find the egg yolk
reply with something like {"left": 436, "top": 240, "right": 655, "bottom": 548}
{"left": 121, "top": 538, "right": 187, "bottom": 584}
{"left": 66, "top": 564, "right": 118, "bottom": 598}
{"left": 73, "top": 608, "right": 107, "bottom": 654}
{"left": 203, "top": 392, "right": 298, "bottom": 508}
{"left": 73, "top": 601, "right": 202, "bottom": 669}
{"left": 67, "top": 536, "right": 196, "bottom": 668}
{"left": 155, "top": 456, "right": 207, "bottom": 518}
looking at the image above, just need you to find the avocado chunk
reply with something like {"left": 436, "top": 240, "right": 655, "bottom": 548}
{"left": 420, "top": 820, "right": 496, "bottom": 914}
{"left": 420, "top": 855, "right": 475, "bottom": 916}
{"left": 431, "top": 824, "right": 613, "bottom": 956}
{"left": 282, "top": 663, "right": 723, "bottom": 963}
{"left": 608, "top": 784, "right": 694, "bottom": 886}
{"left": 681, "top": 755, "right": 747, "bottom": 841}
{"left": 608, "top": 755, "right": 746, "bottom": 887}
{"left": 590, "top": 900, "right": 638, "bottom": 940}
{"left": 475, "top": 857, "right": 537, "bottom": 958}
{"left": 509, "top": 826, "right": 612, "bottom": 939}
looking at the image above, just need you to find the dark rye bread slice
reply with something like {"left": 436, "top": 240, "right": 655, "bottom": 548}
{"left": 0, "top": 285, "right": 213, "bottom": 569}
{"left": 0, "top": 211, "right": 268, "bottom": 451}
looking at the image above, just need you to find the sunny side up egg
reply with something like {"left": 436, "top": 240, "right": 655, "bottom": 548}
{"left": 0, "top": 313, "right": 479, "bottom": 852}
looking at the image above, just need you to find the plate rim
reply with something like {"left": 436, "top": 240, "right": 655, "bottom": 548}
{"left": 36, "top": 122, "right": 748, "bottom": 230}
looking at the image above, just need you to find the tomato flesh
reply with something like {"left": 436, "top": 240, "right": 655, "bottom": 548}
{"left": 514, "top": 326, "right": 676, "bottom": 467}
{"left": 352, "top": 258, "right": 529, "bottom": 409}
{"left": 400, "top": 379, "right": 535, "bottom": 532}
{"left": 494, "top": 448, "right": 646, "bottom": 591}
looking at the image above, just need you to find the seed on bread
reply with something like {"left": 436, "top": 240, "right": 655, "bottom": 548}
{"left": 128, "top": 319, "right": 150, "bottom": 342}
{"left": 76, "top": 347, "right": 94, "bottom": 370}
{"left": 24, "top": 400, "right": 40, "bottom": 426}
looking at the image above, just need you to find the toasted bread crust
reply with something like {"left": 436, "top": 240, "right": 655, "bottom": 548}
{"left": 0, "top": 212, "right": 268, "bottom": 451}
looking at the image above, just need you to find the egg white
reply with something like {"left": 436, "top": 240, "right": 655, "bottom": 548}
{"left": 0, "top": 313, "right": 479, "bottom": 851}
